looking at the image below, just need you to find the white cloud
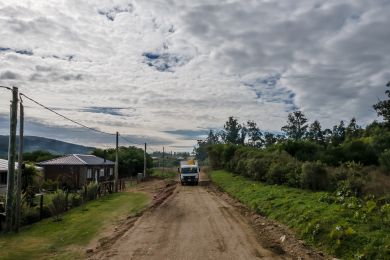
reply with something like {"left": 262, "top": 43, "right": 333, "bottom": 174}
{"left": 0, "top": 0, "right": 389, "bottom": 151}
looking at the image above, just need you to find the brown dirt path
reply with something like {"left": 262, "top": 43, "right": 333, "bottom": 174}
{"left": 94, "top": 173, "right": 289, "bottom": 260}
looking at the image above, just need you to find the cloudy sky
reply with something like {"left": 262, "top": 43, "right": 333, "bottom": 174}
{"left": 0, "top": 0, "right": 389, "bottom": 151}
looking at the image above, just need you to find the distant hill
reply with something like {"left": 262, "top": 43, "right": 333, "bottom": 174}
{"left": 0, "top": 135, "right": 95, "bottom": 158}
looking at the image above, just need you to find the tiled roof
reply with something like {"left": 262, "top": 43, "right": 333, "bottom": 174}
{"left": 0, "top": 159, "right": 18, "bottom": 172}
{"left": 37, "top": 154, "right": 114, "bottom": 166}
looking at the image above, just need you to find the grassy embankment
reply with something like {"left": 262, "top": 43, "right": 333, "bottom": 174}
{"left": 0, "top": 192, "right": 149, "bottom": 259}
{"left": 152, "top": 168, "right": 178, "bottom": 180}
{"left": 210, "top": 170, "right": 389, "bottom": 259}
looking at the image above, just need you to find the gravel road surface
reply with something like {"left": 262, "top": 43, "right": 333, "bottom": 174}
{"left": 101, "top": 174, "right": 288, "bottom": 260}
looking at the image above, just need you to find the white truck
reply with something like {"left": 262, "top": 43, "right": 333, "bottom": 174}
{"left": 179, "top": 160, "right": 200, "bottom": 185}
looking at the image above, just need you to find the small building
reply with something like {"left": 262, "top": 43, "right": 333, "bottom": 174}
{"left": 37, "top": 154, "right": 115, "bottom": 189}
{"left": 0, "top": 159, "right": 19, "bottom": 194}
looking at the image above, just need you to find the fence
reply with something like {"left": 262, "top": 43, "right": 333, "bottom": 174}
{"left": 0, "top": 178, "right": 128, "bottom": 231}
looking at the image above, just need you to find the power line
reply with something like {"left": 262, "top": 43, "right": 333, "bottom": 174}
{"left": 119, "top": 134, "right": 144, "bottom": 147}
{"left": 0, "top": 86, "right": 12, "bottom": 91}
{"left": 6, "top": 90, "right": 156, "bottom": 150}
{"left": 20, "top": 93, "right": 116, "bottom": 136}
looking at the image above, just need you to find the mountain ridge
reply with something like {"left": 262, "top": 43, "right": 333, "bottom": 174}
{"left": 0, "top": 135, "right": 95, "bottom": 158}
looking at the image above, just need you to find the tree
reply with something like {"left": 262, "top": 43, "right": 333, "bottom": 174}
{"left": 246, "top": 120, "right": 263, "bottom": 147}
{"left": 346, "top": 117, "right": 362, "bottom": 140}
{"left": 323, "top": 128, "right": 333, "bottom": 145}
{"left": 221, "top": 116, "right": 246, "bottom": 144}
{"left": 331, "top": 120, "right": 345, "bottom": 146}
{"left": 93, "top": 146, "right": 152, "bottom": 177}
{"left": 206, "top": 130, "right": 219, "bottom": 144}
{"left": 281, "top": 111, "right": 308, "bottom": 140}
{"left": 307, "top": 120, "right": 324, "bottom": 144}
{"left": 373, "top": 81, "right": 390, "bottom": 126}
{"left": 264, "top": 132, "right": 277, "bottom": 147}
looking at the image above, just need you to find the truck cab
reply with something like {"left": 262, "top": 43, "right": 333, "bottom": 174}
{"left": 179, "top": 160, "right": 200, "bottom": 185}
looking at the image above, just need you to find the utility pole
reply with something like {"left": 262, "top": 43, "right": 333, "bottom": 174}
{"left": 114, "top": 132, "right": 119, "bottom": 192}
{"left": 162, "top": 146, "right": 165, "bottom": 174}
{"left": 6, "top": 86, "right": 18, "bottom": 232}
{"left": 15, "top": 99, "right": 23, "bottom": 232}
{"left": 143, "top": 142, "right": 146, "bottom": 179}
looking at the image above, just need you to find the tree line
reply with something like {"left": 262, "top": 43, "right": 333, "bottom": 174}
{"left": 195, "top": 82, "right": 390, "bottom": 170}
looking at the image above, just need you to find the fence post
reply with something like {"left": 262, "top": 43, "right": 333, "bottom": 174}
{"left": 39, "top": 195, "right": 43, "bottom": 220}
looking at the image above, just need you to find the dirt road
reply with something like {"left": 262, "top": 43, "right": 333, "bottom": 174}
{"left": 97, "top": 174, "right": 288, "bottom": 260}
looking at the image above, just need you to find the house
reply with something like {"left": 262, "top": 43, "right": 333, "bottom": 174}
{"left": 0, "top": 159, "right": 18, "bottom": 194}
{"left": 37, "top": 154, "right": 115, "bottom": 188}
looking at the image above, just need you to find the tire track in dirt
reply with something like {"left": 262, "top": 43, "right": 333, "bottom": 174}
{"left": 93, "top": 175, "right": 286, "bottom": 260}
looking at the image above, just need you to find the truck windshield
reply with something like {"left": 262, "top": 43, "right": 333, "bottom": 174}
{"left": 181, "top": 167, "right": 198, "bottom": 173}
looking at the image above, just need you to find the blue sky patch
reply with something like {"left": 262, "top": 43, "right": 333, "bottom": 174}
{"left": 142, "top": 52, "right": 186, "bottom": 72}
{"left": 81, "top": 106, "right": 135, "bottom": 116}
{"left": 98, "top": 4, "right": 133, "bottom": 21}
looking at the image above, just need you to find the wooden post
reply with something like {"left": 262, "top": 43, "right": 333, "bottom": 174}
{"left": 39, "top": 195, "right": 43, "bottom": 220}
{"left": 15, "top": 100, "right": 23, "bottom": 232}
{"left": 162, "top": 146, "right": 165, "bottom": 175}
{"left": 5, "top": 86, "right": 18, "bottom": 232}
{"left": 143, "top": 142, "right": 147, "bottom": 180}
{"left": 114, "top": 132, "right": 119, "bottom": 192}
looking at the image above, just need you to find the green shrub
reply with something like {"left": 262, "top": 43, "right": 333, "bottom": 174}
{"left": 86, "top": 182, "right": 99, "bottom": 201}
{"left": 21, "top": 204, "right": 40, "bottom": 225}
{"left": 42, "top": 179, "right": 59, "bottom": 191}
{"left": 342, "top": 140, "right": 378, "bottom": 166}
{"left": 379, "top": 149, "right": 390, "bottom": 173}
{"left": 335, "top": 162, "right": 369, "bottom": 197}
{"left": 234, "top": 159, "right": 249, "bottom": 176}
{"left": 266, "top": 162, "right": 290, "bottom": 185}
{"left": 301, "top": 161, "right": 329, "bottom": 191}
{"left": 286, "top": 161, "right": 302, "bottom": 188}
{"left": 71, "top": 193, "right": 82, "bottom": 207}
{"left": 281, "top": 140, "right": 321, "bottom": 161}
{"left": 48, "top": 190, "right": 67, "bottom": 221}
{"left": 247, "top": 157, "right": 271, "bottom": 181}
{"left": 207, "top": 144, "right": 225, "bottom": 169}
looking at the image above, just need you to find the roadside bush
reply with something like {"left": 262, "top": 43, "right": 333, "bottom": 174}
{"left": 319, "top": 146, "right": 346, "bottom": 166}
{"left": 379, "top": 149, "right": 390, "bottom": 173}
{"left": 266, "top": 162, "right": 291, "bottom": 185}
{"left": 301, "top": 161, "right": 329, "bottom": 191}
{"left": 247, "top": 157, "right": 271, "bottom": 181}
{"left": 342, "top": 140, "right": 378, "bottom": 166}
{"left": 48, "top": 190, "right": 67, "bottom": 221}
{"left": 42, "top": 179, "right": 59, "bottom": 191}
{"left": 71, "top": 193, "right": 82, "bottom": 207}
{"left": 86, "top": 182, "right": 99, "bottom": 201}
{"left": 335, "top": 162, "right": 369, "bottom": 197}
{"left": 207, "top": 144, "right": 225, "bottom": 169}
{"left": 372, "top": 132, "right": 390, "bottom": 154}
{"left": 286, "top": 161, "right": 302, "bottom": 188}
{"left": 222, "top": 144, "right": 238, "bottom": 169}
{"left": 281, "top": 140, "right": 321, "bottom": 162}
{"left": 234, "top": 159, "right": 249, "bottom": 176}
{"left": 21, "top": 204, "right": 40, "bottom": 225}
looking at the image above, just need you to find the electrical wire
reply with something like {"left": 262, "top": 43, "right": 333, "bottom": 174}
{"left": 1, "top": 88, "right": 157, "bottom": 150}
{"left": 20, "top": 93, "right": 116, "bottom": 136}
{"left": 0, "top": 86, "right": 12, "bottom": 91}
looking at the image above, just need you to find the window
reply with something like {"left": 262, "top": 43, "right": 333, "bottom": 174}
{"left": 87, "top": 169, "right": 92, "bottom": 179}
{"left": 181, "top": 167, "right": 198, "bottom": 174}
{"left": 100, "top": 168, "right": 104, "bottom": 177}
{"left": 110, "top": 168, "right": 113, "bottom": 176}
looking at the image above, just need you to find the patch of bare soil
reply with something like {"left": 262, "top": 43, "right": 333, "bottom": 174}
{"left": 206, "top": 183, "right": 328, "bottom": 260}
{"left": 87, "top": 179, "right": 177, "bottom": 259}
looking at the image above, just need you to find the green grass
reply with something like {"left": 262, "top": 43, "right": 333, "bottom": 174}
{"left": 0, "top": 192, "right": 149, "bottom": 260}
{"left": 152, "top": 168, "right": 178, "bottom": 180}
{"left": 210, "top": 170, "right": 390, "bottom": 259}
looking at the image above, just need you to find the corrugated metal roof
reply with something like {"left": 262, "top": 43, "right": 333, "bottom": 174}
{"left": 0, "top": 159, "right": 18, "bottom": 172}
{"left": 37, "top": 154, "right": 114, "bottom": 166}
